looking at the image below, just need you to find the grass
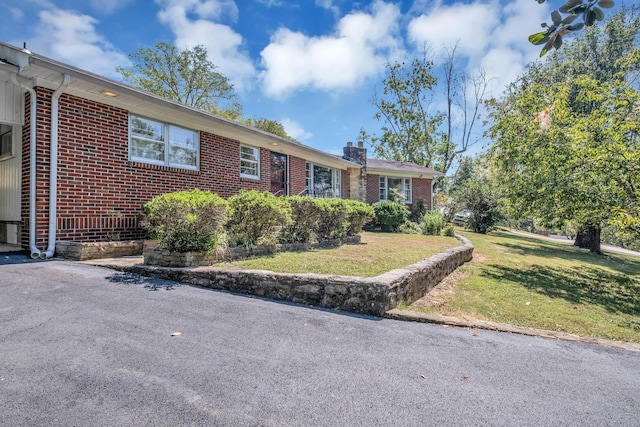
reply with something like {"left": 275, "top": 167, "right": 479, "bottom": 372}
{"left": 217, "top": 231, "right": 459, "bottom": 277}
{"left": 404, "top": 228, "right": 640, "bottom": 343}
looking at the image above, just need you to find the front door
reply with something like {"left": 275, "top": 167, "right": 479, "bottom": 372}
{"left": 270, "top": 152, "right": 288, "bottom": 196}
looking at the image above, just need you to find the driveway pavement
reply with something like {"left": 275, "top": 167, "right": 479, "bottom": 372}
{"left": 1, "top": 258, "right": 639, "bottom": 426}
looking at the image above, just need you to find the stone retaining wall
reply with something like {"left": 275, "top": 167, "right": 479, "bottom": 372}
{"left": 99, "top": 235, "right": 473, "bottom": 317}
{"left": 380, "top": 235, "right": 474, "bottom": 307}
{"left": 56, "top": 240, "right": 143, "bottom": 260}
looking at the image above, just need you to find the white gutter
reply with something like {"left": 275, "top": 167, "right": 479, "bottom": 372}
{"left": 43, "top": 74, "right": 70, "bottom": 258}
{"left": 10, "top": 73, "right": 41, "bottom": 259}
{"left": 431, "top": 180, "right": 436, "bottom": 211}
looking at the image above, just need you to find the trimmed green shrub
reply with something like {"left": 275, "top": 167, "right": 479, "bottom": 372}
{"left": 443, "top": 224, "right": 456, "bottom": 237}
{"left": 398, "top": 221, "right": 423, "bottom": 235}
{"left": 282, "top": 196, "right": 321, "bottom": 243}
{"left": 314, "top": 198, "right": 350, "bottom": 239}
{"left": 344, "top": 200, "right": 375, "bottom": 236}
{"left": 141, "top": 189, "right": 228, "bottom": 253}
{"left": 423, "top": 210, "right": 444, "bottom": 236}
{"left": 227, "top": 190, "right": 292, "bottom": 246}
{"left": 372, "top": 200, "right": 408, "bottom": 232}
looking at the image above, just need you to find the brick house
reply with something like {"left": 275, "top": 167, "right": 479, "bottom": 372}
{"left": 0, "top": 42, "right": 442, "bottom": 258}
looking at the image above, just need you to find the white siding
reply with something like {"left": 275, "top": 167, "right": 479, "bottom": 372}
{"left": 0, "top": 125, "right": 22, "bottom": 221}
{"left": 0, "top": 81, "right": 23, "bottom": 125}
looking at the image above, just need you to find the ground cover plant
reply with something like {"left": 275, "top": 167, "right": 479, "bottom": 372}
{"left": 217, "top": 232, "right": 459, "bottom": 277}
{"left": 405, "top": 228, "right": 640, "bottom": 343}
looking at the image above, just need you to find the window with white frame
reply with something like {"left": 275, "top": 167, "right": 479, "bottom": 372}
{"left": 240, "top": 145, "right": 260, "bottom": 179}
{"left": 379, "top": 176, "right": 412, "bottom": 203}
{"left": 0, "top": 124, "right": 13, "bottom": 161}
{"left": 129, "top": 115, "right": 198, "bottom": 169}
{"left": 305, "top": 162, "right": 341, "bottom": 198}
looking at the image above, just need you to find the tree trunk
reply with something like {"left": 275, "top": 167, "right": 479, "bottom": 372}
{"left": 574, "top": 224, "right": 603, "bottom": 255}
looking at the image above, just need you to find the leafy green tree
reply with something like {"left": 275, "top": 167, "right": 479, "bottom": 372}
{"left": 360, "top": 51, "right": 445, "bottom": 171}
{"left": 448, "top": 156, "right": 476, "bottom": 195}
{"left": 117, "top": 42, "right": 240, "bottom": 115}
{"left": 248, "top": 118, "right": 297, "bottom": 142}
{"left": 454, "top": 180, "right": 503, "bottom": 234}
{"left": 361, "top": 47, "right": 486, "bottom": 175}
{"left": 531, "top": 0, "right": 616, "bottom": 56}
{"left": 488, "top": 7, "right": 640, "bottom": 254}
{"left": 440, "top": 44, "right": 488, "bottom": 174}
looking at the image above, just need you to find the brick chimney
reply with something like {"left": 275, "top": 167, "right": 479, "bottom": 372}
{"left": 343, "top": 141, "right": 367, "bottom": 166}
{"left": 343, "top": 141, "right": 368, "bottom": 202}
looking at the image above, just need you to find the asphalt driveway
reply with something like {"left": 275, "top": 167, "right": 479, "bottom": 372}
{"left": 1, "top": 258, "right": 639, "bottom": 426}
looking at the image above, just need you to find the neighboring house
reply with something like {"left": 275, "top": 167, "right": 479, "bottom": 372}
{"left": 0, "top": 42, "right": 442, "bottom": 258}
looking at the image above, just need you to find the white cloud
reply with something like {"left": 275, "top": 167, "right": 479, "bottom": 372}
{"left": 156, "top": 0, "right": 256, "bottom": 91}
{"left": 27, "top": 8, "right": 130, "bottom": 79}
{"left": 257, "top": 0, "right": 285, "bottom": 7}
{"left": 315, "top": 0, "right": 340, "bottom": 19}
{"left": 156, "top": 0, "right": 238, "bottom": 21}
{"left": 408, "top": 0, "right": 550, "bottom": 93}
{"left": 408, "top": 2, "right": 499, "bottom": 60}
{"left": 490, "top": 0, "right": 549, "bottom": 60}
{"left": 260, "top": 0, "right": 402, "bottom": 98}
{"left": 10, "top": 8, "right": 24, "bottom": 20}
{"left": 89, "top": 0, "right": 133, "bottom": 15}
{"left": 281, "top": 118, "right": 313, "bottom": 141}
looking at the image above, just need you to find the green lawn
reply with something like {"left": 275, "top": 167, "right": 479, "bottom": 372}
{"left": 217, "top": 232, "right": 459, "bottom": 277}
{"left": 404, "top": 228, "right": 640, "bottom": 343}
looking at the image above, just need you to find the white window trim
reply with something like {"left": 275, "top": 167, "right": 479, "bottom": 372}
{"left": 240, "top": 144, "right": 260, "bottom": 180}
{"left": 379, "top": 176, "right": 412, "bottom": 203}
{"left": 128, "top": 114, "right": 199, "bottom": 171}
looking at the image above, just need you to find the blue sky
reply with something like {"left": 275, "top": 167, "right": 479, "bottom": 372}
{"left": 0, "top": 0, "right": 629, "bottom": 164}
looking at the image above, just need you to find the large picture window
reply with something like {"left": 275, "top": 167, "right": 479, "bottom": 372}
{"left": 240, "top": 145, "right": 260, "bottom": 179}
{"left": 379, "top": 176, "right": 412, "bottom": 203}
{"left": 129, "top": 115, "right": 198, "bottom": 169}
{"left": 306, "top": 162, "right": 341, "bottom": 198}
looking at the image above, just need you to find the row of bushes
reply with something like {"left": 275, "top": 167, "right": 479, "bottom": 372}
{"left": 371, "top": 200, "right": 455, "bottom": 237}
{"left": 141, "top": 189, "right": 375, "bottom": 253}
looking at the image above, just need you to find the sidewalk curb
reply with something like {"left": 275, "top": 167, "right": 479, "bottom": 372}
{"left": 385, "top": 309, "right": 640, "bottom": 352}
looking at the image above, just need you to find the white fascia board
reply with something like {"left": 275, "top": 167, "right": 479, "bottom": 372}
{"left": 366, "top": 168, "right": 441, "bottom": 179}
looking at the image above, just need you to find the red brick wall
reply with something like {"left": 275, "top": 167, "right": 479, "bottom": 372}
{"left": 341, "top": 169, "right": 349, "bottom": 199}
{"left": 412, "top": 177, "right": 433, "bottom": 210}
{"left": 366, "top": 173, "right": 380, "bottom": 204}
{"left": 289, "top": 155, "right": 307, "bottom": 196}
{"left": 22, "top": 89, "right": 272, "bottom": 245}
{"left": 364, "top": 174, "right": 433, "bottom": 210}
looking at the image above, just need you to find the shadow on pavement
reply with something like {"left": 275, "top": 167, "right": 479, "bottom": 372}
{"left": 105, "top": 271, "right": 182, "bottom": 291}
{"left": 0, "top": 251, "right": 56, "bottom": 266}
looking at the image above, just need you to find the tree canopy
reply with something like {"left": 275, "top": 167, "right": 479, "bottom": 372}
{"left": 489, "top": 7, "right": 640, "bottom": 253}
{"left": 361, "top": 47, "right": 486, "bottom": 175}
{"left": 117, "top": 42, "right": 296, "bottom": 141}
{"left": 117, "top": 42, "right": 240, "bottom": 115}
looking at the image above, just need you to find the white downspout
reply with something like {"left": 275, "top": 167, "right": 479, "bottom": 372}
{"left": 43, "top": 74, "right": 70, "bottom": 258}
{"left": 431, "top": 180, "right": 436, "bottom": 211}
{"left": 10, "top": 73, "right": 41, "bottom": 259}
